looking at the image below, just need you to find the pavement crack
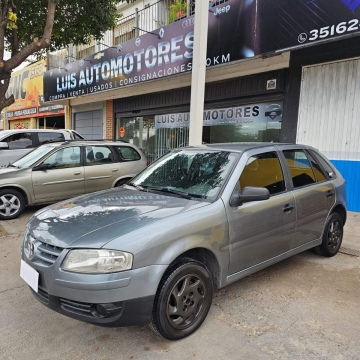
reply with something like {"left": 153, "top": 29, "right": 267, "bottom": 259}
{"left": 0, "top": 284, "right": 27, "bottom": 295}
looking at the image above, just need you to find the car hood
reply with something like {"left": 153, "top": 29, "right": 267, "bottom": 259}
{"left": 28, "top": 187, "right": 209, "bottom": 248}
{"left": 0, "top": 167, "right": 22, "bottom": 175}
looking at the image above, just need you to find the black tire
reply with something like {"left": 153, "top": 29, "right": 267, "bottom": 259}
{"left": 0, "top": 189, "right": 26, "bottom": 220}
{"left": 115, "top": 178, "right": 130, "bottom": 187}
{"left": 316, "top": 212, "right": 344, "bottom": 257}
{"left": 151, "top": 258, "right": 213, "bottom": 340}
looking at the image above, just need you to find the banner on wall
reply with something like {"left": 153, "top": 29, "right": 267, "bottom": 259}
{"left": 154, "top": 102, "right": 283, "bottom": 129}
{"left": 6, "top": 60, "right": 65, "bottom": 120}
{"left": 43, "top": 0, "right": 360, "bottom": 101}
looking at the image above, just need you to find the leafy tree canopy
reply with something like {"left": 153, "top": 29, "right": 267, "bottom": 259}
{"left": 0, "top": 0, "right": 122, "bottom": 112}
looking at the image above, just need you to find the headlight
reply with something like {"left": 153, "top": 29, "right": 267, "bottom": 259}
{"left": 61, "top": 249, "right": 133, "bottom": 274}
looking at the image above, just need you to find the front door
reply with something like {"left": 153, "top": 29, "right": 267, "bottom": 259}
{"left": 32, "top": 146, "right": 85, "bottom": 201}
{"left": 226, "top": 151, "right": 296, "bottom": 275}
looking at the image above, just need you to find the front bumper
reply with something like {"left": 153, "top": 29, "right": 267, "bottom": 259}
{"left": 30, "top": 287, "right": 155, "bottom": 326}
{"left": 21, "top": 247, "right": 167, "bottom": 326}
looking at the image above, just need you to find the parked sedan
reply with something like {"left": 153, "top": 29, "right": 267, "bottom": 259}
{"left": 20, "top": 143, "right": 347, "bottom": 340}
{"left": 0, "top": 140, "right": 146, "bottom": 220}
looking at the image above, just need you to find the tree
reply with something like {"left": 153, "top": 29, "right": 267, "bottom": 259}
{"left": 0, "top": 0, "right": 120, "bottom": 113}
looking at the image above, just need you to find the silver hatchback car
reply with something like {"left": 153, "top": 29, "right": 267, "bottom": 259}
{"left": 0, "top": 140, "right": 146, "bottom": 219}
{"left": 20, "top": 143, "right": 347, "bottom": 340}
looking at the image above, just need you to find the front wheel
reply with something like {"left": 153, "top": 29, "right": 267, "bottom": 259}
{"left": 0, "top": 189, "right": 26, "bottom": 220}
{"left": 151, "top": 259, "right": 213, "bottom": 340}
{"left": 316, "top": 212, "right": 344, "bottom": 257}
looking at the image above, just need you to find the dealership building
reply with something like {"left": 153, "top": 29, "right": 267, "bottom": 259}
{"left": 41, "top": 0, "right": 360, "bottom": 211}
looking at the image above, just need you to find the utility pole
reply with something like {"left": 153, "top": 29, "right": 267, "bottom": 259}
{"left": 188, "top": 0, "right": 209, "bottom": 146}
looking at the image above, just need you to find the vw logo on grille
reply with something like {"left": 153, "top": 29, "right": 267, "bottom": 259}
{"left": 24, "top": 236, "right": 36, "bottom": 261}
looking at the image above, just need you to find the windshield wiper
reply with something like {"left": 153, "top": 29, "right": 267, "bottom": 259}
{"left": 145, "top": 186, "right": 194, "bottom": 200}
{"left": 127, "top": 182, "right": 147, "bottom": 192}
{"left": 6, "top": 163, "right": 19, "bottom": 168}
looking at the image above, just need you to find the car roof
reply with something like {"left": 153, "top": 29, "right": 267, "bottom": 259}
{"left": 41, "top": 140, "right": 137, "bottom": 147}
{"left": 0, "top": 129, "right": 74, "bottom": 136}
{"left": 180, "top": 142, "right": 314, "bottom": 153}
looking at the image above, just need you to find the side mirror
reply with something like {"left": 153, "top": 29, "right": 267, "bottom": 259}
{"left": 230, "top": 186, "right": 270, "bottom": 207}
{"left": 33, "top": 163, "right": 57, "bottom": 171}
{"left": 0, "top": 142, "right": 9, "bottom": 150}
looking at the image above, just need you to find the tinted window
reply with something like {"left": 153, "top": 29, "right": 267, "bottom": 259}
{"left": 240, "top": 152, "right": 285, "bottom": 195}
{"left": 85, "top": 146, "right": 115, "bottom": 165}
{"left": 305, "top": 151, "right": 326, "bottom": 182}
{"left": 283, "top": 150, "right": 316, "bottom": 188}
{"left": 116, "top": 146, "right": 141, "bottom": 161}
{"left": 310, "top": 150, "right": 337, "bottom": 179}
{"left": 3, "top": 133, "right": 33, "bottom": 149}
{"left": 72, "top": 131, "right": 84, "bottom": 140}
{"left": 43, "top": 146, "right": 81, "bottom": 168}
{"left": 38, "top": 132, "right": 65, "bottom": 145}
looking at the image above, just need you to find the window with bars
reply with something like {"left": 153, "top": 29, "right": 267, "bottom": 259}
{"left": 114, "top": 18, "right": 136, "bottom": 44}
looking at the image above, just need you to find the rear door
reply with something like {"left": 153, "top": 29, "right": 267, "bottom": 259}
{"left": 281, "top": 149, "right": 336, "bottom": 247}
{"left": 84, "top": 145, "right": 120, "bottom": 193}
{"left": 32, "top": 146, "right": 85, "bottom": 201}
{"left": 226, "top": 150, "right": 296, "bottom": 275}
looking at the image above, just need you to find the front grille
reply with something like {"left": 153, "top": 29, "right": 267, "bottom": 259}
{"left": 60, "top": 298, "right": 93, "bottom": 317}
{"left": 36, "top": 242, "right": 63, "bottom": 266}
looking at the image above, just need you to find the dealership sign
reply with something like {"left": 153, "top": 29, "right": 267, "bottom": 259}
{"left": 44, "top": 0, "right": 360, "bottom": 101}
{"left": 154, "top": 102, "right": 283, "bottom": 129}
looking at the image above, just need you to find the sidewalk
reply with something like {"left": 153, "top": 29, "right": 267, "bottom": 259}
{"left": 342, "top": 211, "right": 360, "bottom": 257}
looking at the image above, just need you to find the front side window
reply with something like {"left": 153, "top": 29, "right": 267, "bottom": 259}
{"left": 131, "top": 150, "right": 238, "bottom": 200}
{"left": 283, "top": 150, "right": 316, "bottom": 188}
{"left": 4, "top": 133, "right": 33, "bottom": 149}
{"left": 43, "top": 146, "right": 81, "bottom": 169}
{"left": 239, "top": 152, "right": 285, "bottom": 195}
{"left": 85, "top": 146, "right": 115, "bottom": 165}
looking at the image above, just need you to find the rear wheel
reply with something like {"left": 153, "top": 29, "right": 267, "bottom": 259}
{"left": 151, "top": 259, "right": 213, "bottom": 340}
{"left": 316, "top": 212, "right": 343, "bottom": 257}
{"left": 0, "top": 189, "right": 26, "bottom": 220}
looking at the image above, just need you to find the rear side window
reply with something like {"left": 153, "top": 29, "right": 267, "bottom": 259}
{"left": 3, "top": 132, "right": 33, "bottom": 149}
{"left": 240, "top": 152, "right": 286, "bottom": 195}
{"left": 305, "top": 151, "right": 326, "bottom": 182}
{"left": 85, "top": 146, "right": 115, "bottom": 165}
{"left": 309, "top": 150, "right": 337, "bottom": 179}
{"left": 283, "top": 150, "right": 316, "bottom": 188}
{"left": 116, "top": 146, "right": 141, "bottom": 161}
{"left": 38, "top": 132, "right": 65, "bottom": 145}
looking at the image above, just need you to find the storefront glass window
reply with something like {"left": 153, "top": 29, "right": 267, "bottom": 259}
{"left": 116, "top": 101, "right": 282, "bottom": 163}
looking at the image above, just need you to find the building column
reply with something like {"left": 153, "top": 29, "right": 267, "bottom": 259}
{"left": 65, "top": 105, "right": 72, "bottom": 129}
{"left": 106, "top": 100, "right": 114, "bottom": 140}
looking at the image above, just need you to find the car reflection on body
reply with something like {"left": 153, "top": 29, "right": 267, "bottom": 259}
{"left": 20, "top": 143, "right": 347, "bottom": 340}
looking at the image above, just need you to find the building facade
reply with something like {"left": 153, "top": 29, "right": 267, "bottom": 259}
{"left": 43, "top": 0, "right": 360, "bottom": 211}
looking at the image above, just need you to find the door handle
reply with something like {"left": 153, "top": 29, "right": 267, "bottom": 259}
{"left": 326, "top": 190, "right": 335, "bottom": 197}
{"left": 283, "top": 204, "right": 295, "bottom": 213}
{"left": 74, "top": 171, "right": 81, "bottom": 175}
{"left": 112, "top": 169, "right": 119, "bottom": 172}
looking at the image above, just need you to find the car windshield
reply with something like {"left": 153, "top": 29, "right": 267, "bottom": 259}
{"left": 12, "top": 145, "right": 56, "bottom": 168}
{"left": 130, "top": 149, "right": 238, "bottom": 200}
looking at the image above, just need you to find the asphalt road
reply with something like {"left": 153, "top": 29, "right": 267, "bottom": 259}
{"left": 1, "top": 206, "right": 360, "bottom": 360}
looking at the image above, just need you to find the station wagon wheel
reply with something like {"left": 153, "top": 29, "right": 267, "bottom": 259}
{"left": 0, "top": 189, "right": 26, "bottom": 220}
{"left": 151, "top": 258, "right": 213, "bottom": 340}
{"left": 115, "top": 178, "right": 130, "bottom": 187}
{"left": 317, "top": 212, "right": 343, "bottom": 257}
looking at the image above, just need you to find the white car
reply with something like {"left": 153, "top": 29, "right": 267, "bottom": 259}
{"left": 0, "top": 129, "right": 85, "bottom": 167}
